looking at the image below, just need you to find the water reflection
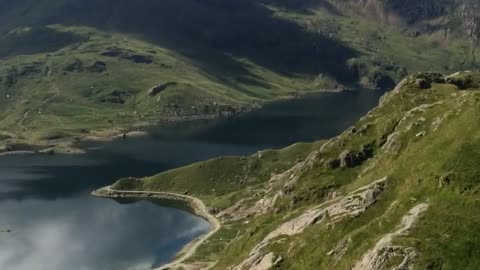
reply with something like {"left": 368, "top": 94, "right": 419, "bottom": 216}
{"left": 0, "top": 90, "right": 383, "bottom": 270}
{"left": 147, "top": 90, "right": 382, "bottom": 146}
{"left": 0, "top": 196, "right": 210, "bottom": 270}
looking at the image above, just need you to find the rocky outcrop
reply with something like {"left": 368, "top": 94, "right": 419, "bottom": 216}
{"left": 62, "top": 58, "right": 83, "bottom": 72}
{"left": 233, "top": 177, "right": 388, "bottom": 270}
{"left": 381, "top": 100, "right": 443, "bottom": 155}
{"left": 218, "top": 198, "right": 256, "bottom": 221}
{"left": 19, "top": 63, "right": 42, "bottom": 76}
{"left": 148, "top": 82, "right": 178, "bottom": 96}
{"left": 379, "top": 72, "right": 449, "bottom": 109}
{"left": 99, "top": 90, "right": 132, "bottom": 104}
{"left": 352, "top": 203, "right": 429, "bottom": 270}
{"left": 123, "top": 54, "right": 154, "bottom": 64}
{"left": 101, "top": 47, "right": 154, "bottom": 64}
{"left": 251, "top": 145, "right": 324, "bottom": 214}
{"left": 1, "top": 67, "right": 18, "bottom": 87}
{"left": 327, "top": 144, "right": 374, "bottom": 169}
{"left": 0, "top": 131, "right": 15, "bottom": 141}
{"left": 248, "top": 253, "right": 283, "bottom": 270}
{"left": 340, "top": 145, "right": 374, "bottom": 168}
{"left": 361, "top": 71, "right": 396, "bottom": 91}
{"left": 87, "top": 61, "right": 107, "bottom": 73}
{"left": 346, "top": 0, "right": 479, "bottom": 43}
{"left": 412, "top": 73, "right": 445, "bottom": 85}
{"left": 382, "top": 0, "right": 453, "bottom": 23}
{"left": 380, "top": 72, "right": 445, "bottom": 89}
{"left": 100, "top": 47, "right": 123, "bottom": 57}
{"left": 251, "top": 139, "right": 360, "bottom": 215}
{"left": 460, "top": 0, "right": 480, "bottom": 41}
{"left": 347, "top": 58, "right": 397, "bottom": 91}
{"left": 164, "top": 262, "right": 214, "bottom": 270}
{"left": 326, "top": 237, "right": 352, "bottom": 265}
{"left": 445, "top": 71, "right": 480, "bottom": 89}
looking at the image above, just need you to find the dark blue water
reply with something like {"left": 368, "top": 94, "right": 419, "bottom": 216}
{"left": 0, "top": 90, "right": 382, "bottom": 270}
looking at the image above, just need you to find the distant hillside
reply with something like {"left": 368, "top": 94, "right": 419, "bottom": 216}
{"left": 0, "top": 0, "right": 478, "bottom": 151}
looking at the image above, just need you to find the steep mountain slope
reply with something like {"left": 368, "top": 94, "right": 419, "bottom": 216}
{"left": 106, "top": 71, "right": 480, "bottom": 269}
{"left": 0, "top": 1, "right": 478, "bottom": 152}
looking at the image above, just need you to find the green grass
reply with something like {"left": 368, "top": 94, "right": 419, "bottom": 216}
{"left": 111, "top": 72, "right": 480, "bottom": 269}
{"left": 0, "top": 2, "right": 479, "bottom": 266}
{"left": 0, "top": 25, "right": 320, "bottom": 146}
{"left": 113, "top": 141, "right": 324, "bottom": 206}
{"left": 0, "top": 1, "right": 478, "bottom": 147}
{"left": 272, "top": 6, "right": 478, "bottom": 81}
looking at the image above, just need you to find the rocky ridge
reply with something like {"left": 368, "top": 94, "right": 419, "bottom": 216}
{"left": 111, "top": 71, "right": 480, "bottom": 270}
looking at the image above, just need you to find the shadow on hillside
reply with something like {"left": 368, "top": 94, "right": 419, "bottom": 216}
{"left": 3, "top": 0, "right": 359, "bottom": 84}
{"left": 259, "top": 0, "right": 342, "bottom": 15}
{"left": 383, "top": 0, "right": 452, "bottom": 23}
{"left": 0, "top": 27, "right": 88, "bottom": 58}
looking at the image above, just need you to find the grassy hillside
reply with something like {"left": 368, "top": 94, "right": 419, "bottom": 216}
{"left": 0, "top": 0, "right": 478, "bottom": 152}
{"left": 110, "top": 71, "right": 480, "bottom": 269}
{"left": 0, "top": 25, "right": 309, "bottom": 146}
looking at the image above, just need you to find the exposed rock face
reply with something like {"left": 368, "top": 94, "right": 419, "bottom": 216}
{"left": 411, "top": 73, "right": 445, "bottom": 85}
{"left": 460, "top": 0, "right": 480, "bottom": 41}
{"left": 352, "top": 203, "right": 429, "bottom": 270}
{"left": 148, "top": 82, "right": 178, "bottom": 96}
{"left": 1, "top": 67, "right": 18, "bottom": 87}
{"left": 381, "top": 98, "right": 444, "bottom": 156}
{"left": 99, "top": 90, "right": 132, "bottom": 104}
{"left": 165, "top": 262, "right": 214, "bottom": 270}
{"left": 330, "top": 144, "right": 374, "bottom": 169}
{"left": 0, "top": 63, "right": 42, "bottom": 90}
{"left": 347, "top": 58, "right": 397, "bottom": 91}
{"left": 346, "top": 0, "right": 479, "bottom": 43}
{"left": 415, "top": 78, "right": 431, "bottom": 89}
{"left": 19, "top": 63, "right": 42, "bottom": 76}
{"left": 87, "top": 61, "right": 107, "bottom": 73}
{"left": 327, "top": 237, "right": 352, "bottom": 265}
{"left": 362, "top": 72, "right": 396, "bottom": 91}
{"left": 218, "top": 198, "right": 254, "bottom": 221}
{"left": 0, "top": 131, "right": 15, "bottom": 141}
{"left": 327, "top": 158, "right": 341, "bottom": 169}
{"left": 252, "top": 145, "right": 326, "bottom": 215}
{"left": 100, "top": 47, "right": 123, "bottom": 57}
{"left": 381, "top": 0, "right": 453, "bottom": 23}
{"left": 382, "top": 132, "right": 403, "bottom": 154}
{"left": 268, "top": 0, "right": 476, "bottom": 43}
{"left": 123, "top": 54, "right": 153, "bottom": 64}
{"left": 249, "top": 253, "right": 283, "bottom": 270}
{"left": 101, "top": 47, "right": 153, "bottom": 64}
{"left": 233, "top": 177, "right": 388, "bottom": 270}
{"left": 62, "top": 59, "right": 83, "bottom": 72}
{"left": 445, "top": 72, "right": 480, "bottom": 89}
{"left": 382, "top": 72, "right": 446, "bottom": 92}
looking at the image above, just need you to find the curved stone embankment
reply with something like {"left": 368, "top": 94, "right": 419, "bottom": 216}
{"left": 92, "top": 187, "right": 221, "bottom": 270}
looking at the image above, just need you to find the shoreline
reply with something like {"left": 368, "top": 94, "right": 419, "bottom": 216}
{"left": 0, "top": 111, "right": 251, "bottom": 157}
{"left": 92, "top": 186, "right": 221, "bottom": 270}
{"left": 0, "top": 88, "right": 352, "bottom": 157}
